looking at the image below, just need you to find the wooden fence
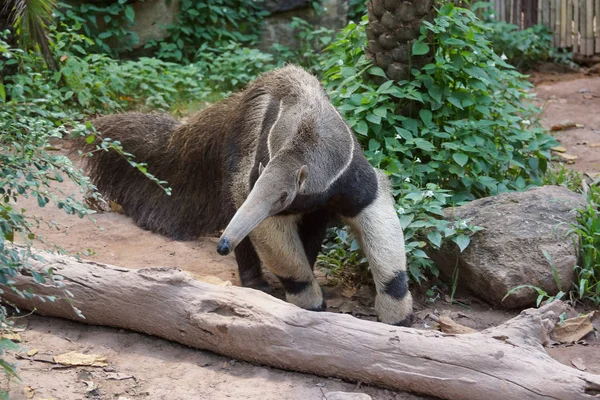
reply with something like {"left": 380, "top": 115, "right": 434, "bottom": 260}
{"left": 488, "top": 0, "right": 600, "bottom": 56}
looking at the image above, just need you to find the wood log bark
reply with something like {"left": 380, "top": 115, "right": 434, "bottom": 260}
{"left": 3, "top": 251, "right": 600, "bottom": 400}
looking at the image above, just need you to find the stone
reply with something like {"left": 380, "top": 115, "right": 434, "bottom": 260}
{"left": 258, "top": 0, "right": 348, "bottom": 51}
{"left": 130, "top": 0, "right": 181, "bottom": 49}
{"left": 261, "top": 0, "right": 309, "bottom": 13}
{"left": 427, "top": 186, "right": 586, "bottom": 309}
{"left": 325, "top": 392, "right": 372, "bottom": 400}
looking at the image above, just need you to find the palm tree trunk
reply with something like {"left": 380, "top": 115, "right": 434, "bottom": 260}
{"left": 365, "top": 0, "right": 436, "bottom": 81}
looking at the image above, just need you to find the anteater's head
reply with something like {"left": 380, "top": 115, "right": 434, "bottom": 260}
{"left": 216, "top": 154, "right": 308, "bottom": 256}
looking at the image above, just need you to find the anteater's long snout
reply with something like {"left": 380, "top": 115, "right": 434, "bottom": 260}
{"left": 216, "top": 237, "right": 232, "bottom": 256}
{"left": 216, "top": 188, "right": 271, "bottom": 256}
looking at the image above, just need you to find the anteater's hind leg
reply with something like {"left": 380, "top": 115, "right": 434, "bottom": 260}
{"left": 234, "top": 237, "right": 271, "bottom": 294}
{"left": 249, "top": 215, "right": 326, "bottom": 311}
{"left": 341, "top": 169, "right": 414, "bottom": 326}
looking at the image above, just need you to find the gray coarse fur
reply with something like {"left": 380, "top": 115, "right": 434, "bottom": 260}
{"left": 70, "top": 65, "right": 341, "bottom": 241}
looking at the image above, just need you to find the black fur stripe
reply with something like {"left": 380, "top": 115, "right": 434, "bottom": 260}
{"left": 276, "top": 275, "right": 312, "bottom": 295}
{"left": 383, "top": 270, "right": 409, "bottom": 300}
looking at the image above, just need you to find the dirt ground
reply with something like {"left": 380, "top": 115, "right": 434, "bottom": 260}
{"left": 2, "top": 71, "right": 600, "bottom": 400}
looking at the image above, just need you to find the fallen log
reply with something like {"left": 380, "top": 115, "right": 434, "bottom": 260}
{"left": 3, "top": 251, "right": 600, "bottom": 400}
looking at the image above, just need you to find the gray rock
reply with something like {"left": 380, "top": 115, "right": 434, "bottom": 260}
{"left": 325, "top": 392, "right": 372, "bottom": 400}
{"left": 258, "top": 0, "right": 348, "bottom": 51}
{"left": 427, "top": 185, "right": 586, "bottom": 309}
{"left": 262, "top": 0, "right": 309, "bottom": 13}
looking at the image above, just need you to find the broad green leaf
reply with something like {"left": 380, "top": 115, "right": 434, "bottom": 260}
{"left": 454, "top": 235, "right": 470, "bottom": 252}
{"left": 412, "top": 41, "right": 430, "bottom": 56}
{"left": 452, "top": 153, "right": 469, "bottom": 167}
{"left": 448, "top": 95, "right": 463, "bottom": 109}
{"left": 354, "top": 121, "right": 368, "bottom": 135}
{"left": 366, "top": 114, "right": 381, "bottom": 125}
{"left": 0, "top": 83, "right": 5, "bottom": 103}
{"left": 368, "top": 66, "right": 387, "bottom": 77}
{"left": 419, "top": 109, "right": 433, "bottom": 127}
{"left": 125, "top": 5, "right": 135, "bottom": 22}
{"left": 427, "top": 231, "right": 442, "bottom": 248}
{"left": 373, "top": 107, "right": 387, "bottom": 118}
{"left": 368, "top": 139, "right": 380, "bottom": 151}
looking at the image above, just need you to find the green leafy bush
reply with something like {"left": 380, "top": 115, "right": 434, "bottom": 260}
{"left": 481, "top": 19, "right": 575, "bottom": 70}
{"left": 146, "top": 0, "right": 269, "bottom": 64}
{"left": 317, "top": 4, "right": 558, "bottom": 284}
{"left": 53, "top": 0, "right": 140, "bottom": 58}
{"left": 194, "top": 41, "right": 276, "bottom": 95}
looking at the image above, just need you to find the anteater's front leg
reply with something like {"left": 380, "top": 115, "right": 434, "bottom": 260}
{"left": 249, "top": 215, "right": 326, "bottom": 311}
{"left": 342, "top": 170, "right": 414, "bottom": 326}
{"left": 234, "top": 237, "right": 271, "bottom": 294}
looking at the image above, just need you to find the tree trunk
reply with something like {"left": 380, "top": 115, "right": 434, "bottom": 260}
{"left": 365, "top": 0, "right": 436, "bottom": 82}
{"left": 4, "top": 251, "right": 600, "bottom": 400}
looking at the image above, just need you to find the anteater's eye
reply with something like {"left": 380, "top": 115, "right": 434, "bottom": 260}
{"left": 279, "top": 192, "right": 288, "bottom": 203}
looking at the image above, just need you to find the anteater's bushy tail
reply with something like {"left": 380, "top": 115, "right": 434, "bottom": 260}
{"left": 70, "top": 111, "right": 233, "bottom": 240}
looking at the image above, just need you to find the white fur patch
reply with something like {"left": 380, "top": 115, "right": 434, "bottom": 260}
{"left": 249, "top": 215, "right": 324, "bottom": 310}
{"left": 322, "top": 105, "right": 355, "bottom": 188}
{"left": 342, "top": 169, "right": 412, "bottom": 323}
{"left": 267, "top": 100, "right": 284, "bottom": 158}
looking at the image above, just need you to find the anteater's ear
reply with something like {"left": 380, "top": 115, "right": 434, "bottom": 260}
{"left": 258, "top": 162, "right": 265, "bottom": 176}
{"left": 297, "top": 165, "right": 308, "bottom": 191}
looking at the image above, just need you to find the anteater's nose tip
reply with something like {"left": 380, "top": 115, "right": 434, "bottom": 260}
{"left": 216, "top": 237, "right": 231, "bottom": 256}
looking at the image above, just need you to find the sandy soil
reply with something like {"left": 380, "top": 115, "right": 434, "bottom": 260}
{"left": 530, "top": 71, "right": 600, "bottom": 176}
{"left": 2, "top": 72, "right": 600, "bottom": 400}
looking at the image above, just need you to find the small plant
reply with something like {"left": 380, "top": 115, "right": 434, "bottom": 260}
{"left": 568, "top": 184, "right": 600, "bottom": 305}
{"left": 503, "top": 284, "right": 566, "bottom": 307}
{"left": 503, "top": 250, "right": 566, "bottom": 307}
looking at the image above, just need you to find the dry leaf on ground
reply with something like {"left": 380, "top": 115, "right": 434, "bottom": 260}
{"left": 551, "top": 120, "right": 578, "bottom": 131}
{"left": 53, "top": 351, "right": 108, "bottom": 367}
{"left": 555, "top": 153, "right": 578, "bottom": 163}
{"left": 552, "top": 312, "right": 595, "bottom": 343}
{"left": 26, "top": 348, "right": 39, "bottom": 357}
{"left": 437, "top": 316, "right": 478, "bottom": 334}
{"left": 2, "top": 333, "right": 22, "bottom": 342}
{"left": 24, "top": 386, "right": 35, "bottom": 399}
{"left": 551, "top": 145, "right": 567, "bottom": 153}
